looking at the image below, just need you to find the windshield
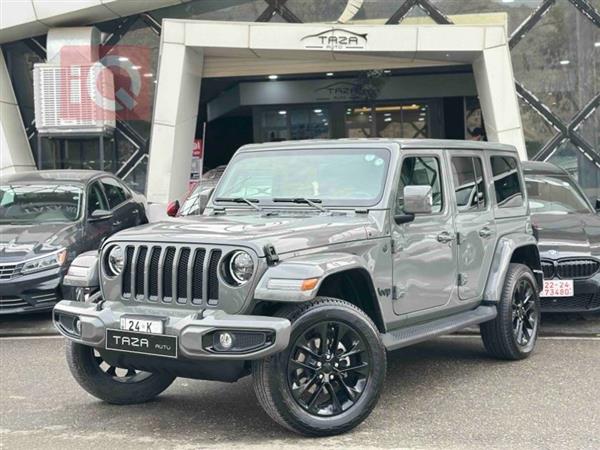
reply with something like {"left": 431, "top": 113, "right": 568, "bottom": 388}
{"left": 525, "top": 175, "right": 592, "bottom": 214}
{"left": 213, "top": 148, "right": 391, "bottom": 207}
{"left": 0, "top": 184, "right": 83, "bottom": 223}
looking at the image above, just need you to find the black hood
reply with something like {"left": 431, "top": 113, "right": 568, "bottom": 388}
{"left": 0, "top": 222, "right": 81, "bottom": 262}
{"left": 532, "top": 213, "right": 600, "bottom": 259}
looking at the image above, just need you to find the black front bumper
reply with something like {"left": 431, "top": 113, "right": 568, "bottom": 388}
{"left": 540, "top": 274, "right": 600, "bottom": 313}
{"left": 0, "top": 268, "right": 65, "bottom": 314}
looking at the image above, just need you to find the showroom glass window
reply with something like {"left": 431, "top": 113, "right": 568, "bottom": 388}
{"left": 451, "top": 157, "right": 487, "bottom": 212}
{"left": 396, "top": 156, "right": 443, "bottom": 215}
{"left": 490, "top": 156, "right": 524, "bottom": 208}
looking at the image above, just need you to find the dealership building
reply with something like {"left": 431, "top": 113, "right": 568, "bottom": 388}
{"left": 1, "top": 0, "right": 598, "bottom": 203}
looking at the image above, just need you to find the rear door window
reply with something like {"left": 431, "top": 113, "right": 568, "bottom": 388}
{"left": 491, "top": 156, "right": 524, "bottom": 208}
{"left": 451, "top": 156, "right": 487, "bottom": 212}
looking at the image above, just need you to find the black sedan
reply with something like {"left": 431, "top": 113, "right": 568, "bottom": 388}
{"left": 523, "top": 161, "right": 600, "bottom": 313}
{"left": 0, "top": 170, "right": 147, "bottom": 314}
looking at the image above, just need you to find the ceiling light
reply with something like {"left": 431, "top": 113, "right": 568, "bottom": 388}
{"left": 118, "top": 56, "right": 129, "bottom": 62}
{"left": 595, "top": 42, "right": 600, "bottom": 47}
{"left": 143, "top": 73, "right": 153, "bottom": 78}
{"left": 314, "top": 109, "right": 322, "bottom": 114}
{"left": 559, "top": 60, "right": 570, "bottom": 65}
{"left": 383, "top": 69, "right": 391, "bottom": 74}
{"left": 418, "top": 117, "right": 425, "bottom": 121}
{"left": 384, "top": 117, "right": 392, "bottom": 122}
{"left": 384, "top": 113, "right": 391, "bottom": 117}
{"left": 278, "top": 110, "right": 286, "bottom": 115}
{"left": 326, "top": 72, "right": 334, "bottom": 76}
{"left": 268, "top": 74, "right": 278, "bottom": 80}
{"left": 131, "top": 65, "right": 141, "bottom": 70}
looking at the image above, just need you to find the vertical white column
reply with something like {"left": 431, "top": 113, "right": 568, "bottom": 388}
{"left": 473, "top": 27, "right": 527, "bottom": 159}
{"left": 146, "top": 21, "right": 203, "bottom": 203}
{"left": 0, "top": 51, "right": 36, "bottom": 175}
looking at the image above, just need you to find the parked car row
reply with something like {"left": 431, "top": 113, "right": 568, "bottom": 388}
{"left": 2, "top": 158, "right": 598, "bottom": 318}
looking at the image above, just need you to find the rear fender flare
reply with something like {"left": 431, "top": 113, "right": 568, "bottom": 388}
{"left": 484, "top": 233, "right": 541, "bottom": 302}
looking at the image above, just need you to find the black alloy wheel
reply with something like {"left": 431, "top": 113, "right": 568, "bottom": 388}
{"left": 511, "top": 279, "right": 538, "bottom": 347}
{"left": 92, "top": 348, "right": 153, "bottom": 384}
{"left": 287, "top": 320, "right": 370, "bottom": 417}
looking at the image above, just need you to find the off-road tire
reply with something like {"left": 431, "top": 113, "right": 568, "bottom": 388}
{"left": 66, "top": 341, "right": 175, "bottom": 404}
{"left": 252, "top": 297, "right": 386, "bottom": 436}
{"left": 480, "top": 263, "right": 540, "bottom": 360}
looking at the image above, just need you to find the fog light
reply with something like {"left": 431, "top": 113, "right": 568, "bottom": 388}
{"left": 73, "top": 317, "right": 82, "bottom": 335}
{"left": 218, "top": 332, "right": 234, "bottom": 350}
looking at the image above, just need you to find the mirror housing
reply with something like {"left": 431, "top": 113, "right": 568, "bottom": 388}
{"left": 394, "top": 185, "right": 433, "bottom": 225}
{"left": 88, "top": 209, "right": 112, "bottom": 222}
{"left": 403, "top": 185, "right": 433, "bottom": 214}
{"left": 166, "top": 200, "right": 180, "bottom": 217}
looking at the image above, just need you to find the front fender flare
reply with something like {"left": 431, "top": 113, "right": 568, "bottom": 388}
{"left": 484, "top": 233, "right": 541, "bottom": 302}
{"left": 254, "top": 252, "right": 370, "bottom": 302}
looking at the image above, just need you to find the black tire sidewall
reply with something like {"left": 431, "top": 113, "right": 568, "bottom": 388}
{"left": 499, "top": 264, "right": 541, "bottom": 357}
{"left": 263, "top": 300, "right": 386, "bottom": 434}
{"left": 66, "top": 341, "right": 175, "bottom": 404}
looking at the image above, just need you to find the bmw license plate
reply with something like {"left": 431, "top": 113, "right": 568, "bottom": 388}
{"left": 541, "top": 280, "right": 574, "bottom": 297}
{"left": 120, "top": 317, "right": 164, "bottom": 334}
{"left": 105, "top": 329, "right": 178, "bottom": 358}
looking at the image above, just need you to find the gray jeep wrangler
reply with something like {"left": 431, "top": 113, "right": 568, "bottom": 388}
{"left": 54, "top": 139, "right": 543, "bottom": 436}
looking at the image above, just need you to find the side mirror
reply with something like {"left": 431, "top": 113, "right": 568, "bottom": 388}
{"left": 88, "top": 209, "right": 112, "bottom": 222}
{"left": 166, "top": 200, "right": 180, "bottom": 217}
{"left": 394, "top": 185, "right": 433, "bottom": 225}
{"left": 595, "top": 199, "right": 600, "bottom": 212}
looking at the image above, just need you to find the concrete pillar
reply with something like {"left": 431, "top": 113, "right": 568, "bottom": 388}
{"left": 0, "top": 50, "right": 36, "bottom": 175}
{"left": 472, "top": 29, "right": 527, "bottom": 159}
{"left": 146, "top": 22, "right": 203, "bottom": 204}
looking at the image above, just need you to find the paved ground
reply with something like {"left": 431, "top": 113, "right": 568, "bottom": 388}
{"left": 1, "top": 335, "right": 598, "bottom": 449}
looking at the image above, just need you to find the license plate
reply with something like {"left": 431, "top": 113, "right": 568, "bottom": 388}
{"left": 105, "top": 329, "right": 178, "bottom": 358}
{"left": 120, "top": 317, "right": 164, "bottom": 334}
{"left": 541, "top": 280, "right": 574, "bottom": 297}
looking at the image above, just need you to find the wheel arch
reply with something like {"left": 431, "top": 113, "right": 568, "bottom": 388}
{"left": 484, "top": 233, "right": 542, "bottom": 302}
{"left": 253, "top": 252, "right": 386, "bottom": 332}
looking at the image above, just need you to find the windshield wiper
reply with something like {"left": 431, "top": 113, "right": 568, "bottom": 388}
{"left": 272, "top": 197, "right": 327, "bottom": 212}
{"left": 214, "top": 197, "right": 262, "bottom": 211}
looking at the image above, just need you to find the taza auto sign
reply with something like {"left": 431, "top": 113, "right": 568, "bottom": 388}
{"left": 301, "top": 28, "right": 368, "bottom": 50}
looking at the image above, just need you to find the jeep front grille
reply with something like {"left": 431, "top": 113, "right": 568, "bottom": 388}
{"left": 541, "top": 258, "right": 599, "bottom": 280}
{"left": 121, "top": 245, "right": 222, "bottom": 306}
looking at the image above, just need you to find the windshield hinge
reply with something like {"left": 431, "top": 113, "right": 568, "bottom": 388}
{"left": 264, "top": 243, "right": 280, "bottom": 266}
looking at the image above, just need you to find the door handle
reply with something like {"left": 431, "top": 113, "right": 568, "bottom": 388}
{"left": 436, "top": 231, "right": 455, "bottom": 244}
{"left": 479, "top": 226, "right": 493, "bottom": 238}
{"left": 112, "top": 220, "right": 122, "bottom": 227}
{"left": 132, "top": 209, "right": 139, "bottom": 215}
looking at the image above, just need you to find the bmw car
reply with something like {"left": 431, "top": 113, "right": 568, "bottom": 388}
{"left": 0, "top": 170, "right": 147, "bottom": 314}
{"left": 523, "top": 161, "right": 600, "bottom": 313}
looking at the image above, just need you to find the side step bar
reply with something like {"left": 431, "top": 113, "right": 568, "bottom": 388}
{"left": 381, "top": 305, "right": 497, "bottom": 351}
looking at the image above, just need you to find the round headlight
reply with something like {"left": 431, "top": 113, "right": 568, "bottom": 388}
{"left": 106, "top": 246, "right": 124, "bottom": 276}
{"left": 229, "top": 251, "right": 254, "bottom": 285}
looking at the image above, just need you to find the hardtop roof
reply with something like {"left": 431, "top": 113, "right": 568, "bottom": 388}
{"left": 238, "top": 138, "right": 518, "bottom": 154}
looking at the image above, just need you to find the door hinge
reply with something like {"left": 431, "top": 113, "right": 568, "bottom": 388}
{"left": 392, "top": 285, "right": 403, "bottom": 300}
{"left": 391, "top": 239, "right": 397, "bottom": 254}
{"left": 458, "top": 273, "right": 468, "bottom": 286}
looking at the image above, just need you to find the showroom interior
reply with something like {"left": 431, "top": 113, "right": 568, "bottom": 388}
{"left": 1, "top": 0, "right": 599, "bottom": 199}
